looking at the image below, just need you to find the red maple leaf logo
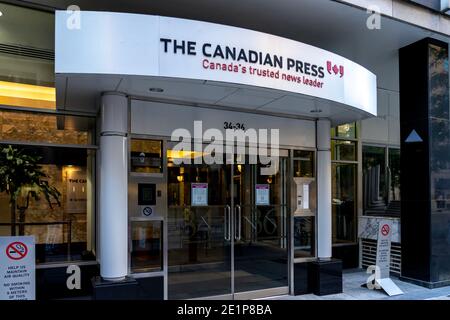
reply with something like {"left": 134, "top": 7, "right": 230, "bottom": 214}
{"left": 326, "top": 61, "right": 344, "bottom": 78}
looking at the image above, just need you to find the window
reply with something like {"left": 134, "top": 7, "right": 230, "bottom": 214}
{"left": 0, "top": 110, "right": 96, "bottom": 264}
{"left": 331, "top": 123, "right": 358, "bottom": 244}
{"left": 0, "top": 145, "right": 96, "bottom": 264}
{"left": 331, "top": 123, "right": 356, "bottom": 139}
{"left": 130, "top": 139, "right": 163, "bottom": 174}
{"left": 332, "top": 163, "right": 356, "bottom": 243}
{"left": 293, "top": 150, "right": 314, "bottom": 178}
{"left": 363, "top": 145, "right": 400, "bottom": 216}
{"left": 331, "top": 140, "right": 357, "bottom": 161}
{"left": 388, "top": 148, "right": 400, "bottom": 204}
{"left": 130, "top": 220, "right": 163, "bottom": 272}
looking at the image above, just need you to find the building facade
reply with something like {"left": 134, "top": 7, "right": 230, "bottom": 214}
{"left": 0, "top": 0, "right": 449, "bottom": 299}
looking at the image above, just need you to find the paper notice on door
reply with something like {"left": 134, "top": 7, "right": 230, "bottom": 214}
{"left": 191, "top": 183, "right": 208, "bottom": 206}
{"left": 255, "top": 184, "right": 270, "bottom": 206}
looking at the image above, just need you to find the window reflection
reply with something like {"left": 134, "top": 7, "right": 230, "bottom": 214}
{"left": 0, "top": 144, "right": 95, "bottom": 263}
{"left": 363, "top": 146, "right": 401, "bottom": 216}
{"left": 332, "top": 163, "right": 356, "bottom": 243}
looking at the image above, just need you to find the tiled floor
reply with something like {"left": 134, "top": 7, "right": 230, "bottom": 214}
{"left": 265, "top": 269, "right": 450, "bottom": 300}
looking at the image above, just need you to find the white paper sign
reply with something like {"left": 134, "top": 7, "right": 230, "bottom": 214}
{"left": 376, "top": 220, "right": 392, "bottom": 279}
{"left": 0, "top": 236, "right": 35, "bottom": 300}
{"left": 192, "top": 183, "right": 208, "bottom": 206}
{"left": 256, "top": 184, "right": 270, "bottom": 206}
{"left": 302, "top": 184, "right": 310, "bottom": 210}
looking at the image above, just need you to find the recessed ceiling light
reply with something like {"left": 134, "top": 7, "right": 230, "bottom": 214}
{"left": 310, "top": 109, "right": 322, "bottom": 113}
{"left": 0, "top": 11, "right": 3, "bottom": 17}
{"left": 149, "top": 87, "right": 164, "bottom": 93}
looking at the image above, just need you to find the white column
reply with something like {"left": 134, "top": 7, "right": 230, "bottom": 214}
{"left": 99, "top": 92, "right": 128, "bottom": 281}
{"left": 316, "top": 119, "right": 332, "bottom": 260}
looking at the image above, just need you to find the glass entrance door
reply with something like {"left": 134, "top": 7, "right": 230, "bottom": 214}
{"left": 167, "top": 159, "right": 233, "bottom": 299}
{"left": 232, "top": 160, "right": 288, "bottom": 295}
{"left": 167, "top": 147, "right": 288, "bottom": 299}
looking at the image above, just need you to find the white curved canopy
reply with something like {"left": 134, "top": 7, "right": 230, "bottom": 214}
{"left": 55, "top": 11, "right": 377, "bottom": 123}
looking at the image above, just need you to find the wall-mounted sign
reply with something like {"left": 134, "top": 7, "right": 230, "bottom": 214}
{"left": 142, "top": 206, "right": 153, "bottom": 217}
{"left": 191, "top": 183, "right": 208, "bottom": 206}
{"left": 255, "top": 184, "right": 270, "bottom": 206}
{"left": 0, "top": 236, "right": 35, "bottom": 300}
{"left": 55, "top": 12, "right": 377, "bottom": 116}
{"left": 66, "top": 169, "right": 87, "bottom": 214}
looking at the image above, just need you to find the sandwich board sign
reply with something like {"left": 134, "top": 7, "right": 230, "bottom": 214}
{"left": 364, "top": 220, "right": 403, "bottom": 296}
{"left": 0, "top": 236, "right": 35, "bottom": 300}
{"left": 376, "top": 220, "right": 392, "bottom": 279}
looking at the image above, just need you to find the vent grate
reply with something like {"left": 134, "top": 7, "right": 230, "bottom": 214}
{"left": 361, "top": 238, "right": 401, "bottom": 276}
{"left": 0, "top": 43, "right": 54, "bottom": 61}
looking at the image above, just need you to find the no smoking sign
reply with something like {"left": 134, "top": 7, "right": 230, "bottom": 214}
{"left": 0, "top": 236, "right": 35, "bottom": 300}
{"left": 6, "top": 242, "right": 28, "bottom": 260}
{"left": 381, "top": 224, "right": 390, "bottom": 236}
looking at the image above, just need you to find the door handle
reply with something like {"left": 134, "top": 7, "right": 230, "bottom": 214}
{"left": 224, "top": 205, "right": 231, "bottom": 241}
{"left": 235, "top": 205, "right": 242, "bottom": 240}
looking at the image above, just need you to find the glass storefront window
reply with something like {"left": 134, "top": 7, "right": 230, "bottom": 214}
{"left": 362, "top": 145, "right": 400, "bottom": 216}
{"left": 388, "top": 148, "right": 401, "bottom": 203}
{"left": 0, "top": 144, "right": 95, "bottom": 264}
{"left": 130, "top": 220, "right": 163, "bottom": 272}
{"left": 362, "top": 145, "right": 386, "bottom": 214}
{"left": 293, "top": 150, "right": 314, "bottom": 178}
{"left": 332, "top": 163, "right": 356, "bottom": 243}
{"left": 294, "top": 216, "right": 315, "bottom": 258}
{"left": 331, "top": 140, "right": 357, "bottom": 161}
{"left": 331, "top": 123, "right": 356, "bottom": 139}
{"left": 130, "top": 139, "right": 163, "bottom": 174}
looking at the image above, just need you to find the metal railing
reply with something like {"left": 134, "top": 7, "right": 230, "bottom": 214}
{"left": 0, "top": 221, "right": 72, "bottom": 260}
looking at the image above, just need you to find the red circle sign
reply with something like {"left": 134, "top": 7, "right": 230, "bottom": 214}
{"left": 381, "top": 224, "right": 390, "bottom": 236}
{"left": 6, "top": 242, "right": 28, "bottom": 260}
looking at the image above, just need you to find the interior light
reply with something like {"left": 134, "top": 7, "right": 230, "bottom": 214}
{"left": 0, "top": 11, "right": 3, "bottom": 17}
{"left": 167, "top": 150, "right": 205, "bottom": 160}
{"left": 0, "top": 81, "right": 56, "bottom": 109}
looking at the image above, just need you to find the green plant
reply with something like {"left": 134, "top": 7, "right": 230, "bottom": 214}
{"left": 0, "top": 145, "right": 61, "bottom": 236}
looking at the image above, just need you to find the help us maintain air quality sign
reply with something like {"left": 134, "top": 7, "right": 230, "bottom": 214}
{"left": 0, "top": 236, "right": 35, "bottom": 300}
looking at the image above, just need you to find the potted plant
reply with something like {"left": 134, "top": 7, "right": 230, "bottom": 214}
{"left": 0, "top": 145, "right": 61, "bottom": 236}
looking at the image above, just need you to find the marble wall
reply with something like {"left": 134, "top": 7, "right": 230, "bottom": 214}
{"left": 358, "top": 216, "right": 401, "bottom": 243}
{"left": 0, "top": 164, "right": 88, "bottom": 244}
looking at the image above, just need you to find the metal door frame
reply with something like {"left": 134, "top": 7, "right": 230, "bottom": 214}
{"left": 128, "top": 135, "right": 293, "bottom": 300}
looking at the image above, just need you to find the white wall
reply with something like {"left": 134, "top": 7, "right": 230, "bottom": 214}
{"left": 131, "top": 100, "right": 317, "bottom": 148}
{"left": 360, "top": 88, "right": 400, "bottom": 146}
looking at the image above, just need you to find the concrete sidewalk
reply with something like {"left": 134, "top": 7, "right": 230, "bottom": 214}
{"left": 267, "top": 269, "right": 450, "bottom": 300}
